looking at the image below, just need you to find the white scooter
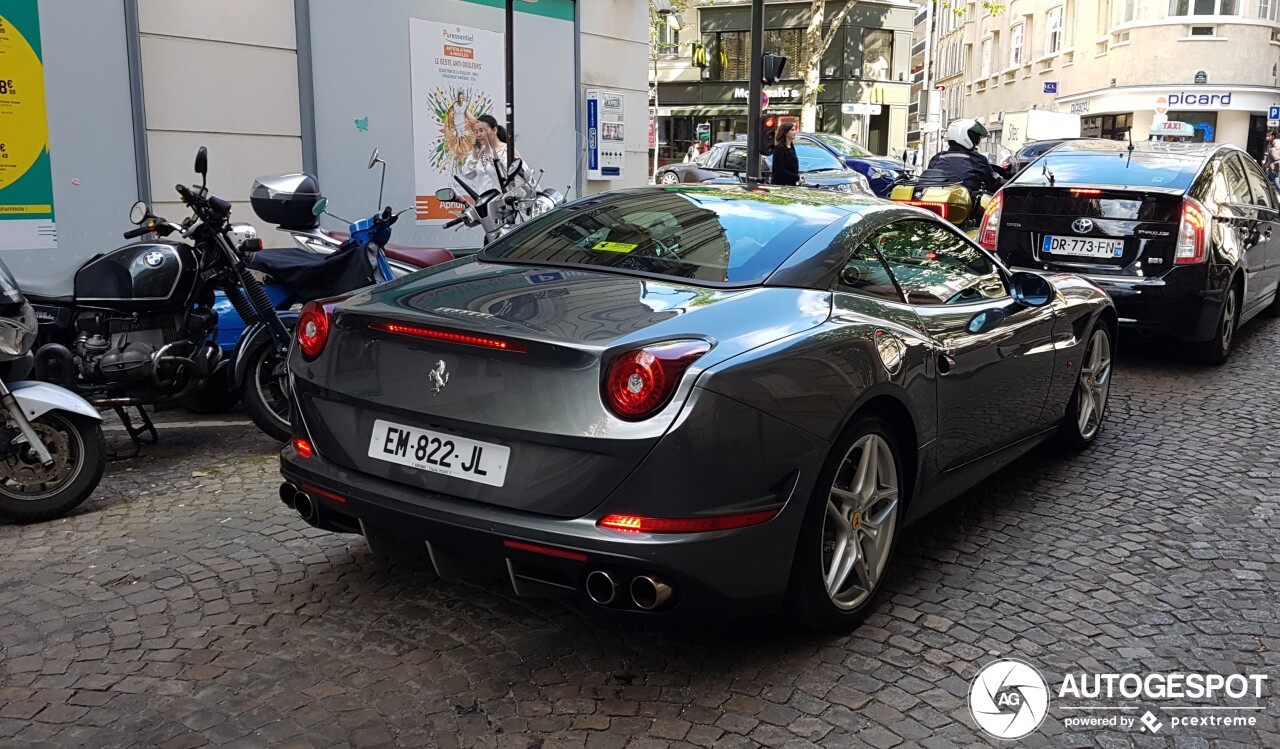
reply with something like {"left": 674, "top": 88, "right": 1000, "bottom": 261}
{"left": 0, "top": 259, "right": 106, "bottom": 522}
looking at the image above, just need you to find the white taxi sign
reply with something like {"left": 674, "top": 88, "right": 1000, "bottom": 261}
{"left": 1148, "top": 120, "right": 1196, "bottom": 141}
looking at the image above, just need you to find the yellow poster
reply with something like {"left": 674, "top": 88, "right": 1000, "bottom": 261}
{"left": 0, "top": 2, "right": 56, "bottom": 250}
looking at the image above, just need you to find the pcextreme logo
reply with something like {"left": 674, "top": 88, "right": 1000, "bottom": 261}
{"left": 969, "top": 659, "right": 1271, "bottom": 739}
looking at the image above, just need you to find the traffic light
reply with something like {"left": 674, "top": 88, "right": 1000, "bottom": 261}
{"left": 762, "top": 53, "right": 787, "bottom": 84}
{"left": 759, "top": 114, "right": 778, "bottom": 154}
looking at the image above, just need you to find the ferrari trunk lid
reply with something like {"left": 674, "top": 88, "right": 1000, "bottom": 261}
{"left": 292, "top": 259, "right": 830, "bottom": 518}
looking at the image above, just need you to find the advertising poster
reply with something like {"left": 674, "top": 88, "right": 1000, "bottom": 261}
{"left": 0, "top": 0, "right": 55, "bottom": 250}
{"left": 410, "top": 18, "right": 504, "bottom": 224}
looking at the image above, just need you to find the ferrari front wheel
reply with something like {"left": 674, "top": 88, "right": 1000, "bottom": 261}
{"left": 786, "top": 416, "right": 902, "bottom": 632}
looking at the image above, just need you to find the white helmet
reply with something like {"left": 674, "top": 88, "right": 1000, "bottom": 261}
{"left": 946, "top": 119, "right": 989, "bottom": 150}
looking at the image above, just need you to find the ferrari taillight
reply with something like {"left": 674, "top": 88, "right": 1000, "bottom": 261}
{"left": 977, "top": 191, "right": 1003, "bottom": 251}
{"left": 297, "top": 302, "right": 330, "bottom": 360}
{"left": 1175, "top": 199, "right": 1208, "bottom": 264}
{"left": 603, "top": 340, "right": 711, "bottom": 421}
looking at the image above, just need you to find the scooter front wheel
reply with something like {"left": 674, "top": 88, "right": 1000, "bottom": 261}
{"left": 242, "top": 340, "right": 292, "bottom": 442}
{"left": 0, "top": 412, "right": 107, "bottom": 523}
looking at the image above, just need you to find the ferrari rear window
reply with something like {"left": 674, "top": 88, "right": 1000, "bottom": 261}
{"left": 479, "top": 188, "right": 848, "bottom": 285}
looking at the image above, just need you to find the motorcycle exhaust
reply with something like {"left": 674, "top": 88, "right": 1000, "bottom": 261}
{"left": 293, "top": 491, "right": 317, "bottom": 525}
{"left": 630, "top": 575, "right": 673, "bottom": 611}
{"left": 278, "top": 482, "right": 298, "bottom": 510}
{"left": 585, "top": 570, "right": 617, "bottom": 606}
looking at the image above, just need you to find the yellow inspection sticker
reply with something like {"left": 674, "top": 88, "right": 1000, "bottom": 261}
{"left": 591, "top": 241, "right": 637, "bottom": 253}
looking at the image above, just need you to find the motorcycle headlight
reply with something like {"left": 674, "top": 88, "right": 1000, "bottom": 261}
{"left": 0, "top": 302, "right": 38, "bottom": 357}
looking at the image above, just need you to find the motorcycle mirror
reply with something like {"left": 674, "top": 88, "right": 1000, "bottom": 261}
{"left": 129, "top": 200, "right": 148, "bottom": 225}
{"left": 194, "top": 146, "right": 208, "bottom": 181}
{"left": 368, "top": 148, "right": 381, "bottom": 170}
{"left": 434, "top": 187, "right": 457, "bottom": 203}
{"left": 311, "top": 197, "right": 328, "bottom": 216}
{"left": 508, "top": 158, "right": 525, "bottom": 179}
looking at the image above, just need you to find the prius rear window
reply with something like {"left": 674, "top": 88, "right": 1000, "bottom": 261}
{"left": 479, "top": 188, "right": 848, "bottom": 285}
{"left": 1013, "top": 151, "right": 1200, "bottom": 191}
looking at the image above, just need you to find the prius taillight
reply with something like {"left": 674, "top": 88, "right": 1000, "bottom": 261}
{"left": 1175, "top": 199, "right": 1208, "bottom": 264}
{"left": 977, "top": 191, "right": 1003, "bottom": 251}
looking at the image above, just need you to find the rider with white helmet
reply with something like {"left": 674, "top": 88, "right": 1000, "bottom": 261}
{"left": 926, "top": 119, "right": 1001, "bottom": 206}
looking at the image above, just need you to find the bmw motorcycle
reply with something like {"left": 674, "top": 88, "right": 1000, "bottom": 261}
{"left": 0, "top": 260, "right": 106, "bottom": 523}
{"left": 21, "top": 147, "right": 296, "bottom": 448}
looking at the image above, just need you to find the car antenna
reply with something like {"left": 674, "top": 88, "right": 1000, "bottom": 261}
{"left": 1125, "top": 128, "right": 1135, "bottom": 168}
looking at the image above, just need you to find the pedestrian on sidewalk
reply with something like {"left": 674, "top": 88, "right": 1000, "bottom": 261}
{"left": 1266, "top": 135, "right": 1280, "bottom": 190}
{"left": 770, "top": 122, "right": 803, "bottom": 187}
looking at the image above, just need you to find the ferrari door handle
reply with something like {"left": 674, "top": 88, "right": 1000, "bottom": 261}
{"left": 936, "top": 352, "right": 956, "bottom": 375}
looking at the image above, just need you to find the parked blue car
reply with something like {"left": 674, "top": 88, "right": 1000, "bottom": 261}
{"left": 734, "top": 132, "right": 910, "bottom": 197}
{"left": 804, "top": 133, "right": 911, "bottom": 197}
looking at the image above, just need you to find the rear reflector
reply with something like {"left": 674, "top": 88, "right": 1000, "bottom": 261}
{"left": 301, "top": 483, "right": 346, "bottom": 503}
{"left": 598, "top": 509, "right": 778, "bottom": 534}
{"left": 502, "top": 539, "right": 589, "bottom": 562}
{"left": 369, "top": 322, "right": 527, "bottom": 352}
{"left": 293, "top": 438, "right": 314, "bottom": 459}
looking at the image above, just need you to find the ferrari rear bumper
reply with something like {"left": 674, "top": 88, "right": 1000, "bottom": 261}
{"left": 278, "top": 441, "right": 817, "bottom": 618}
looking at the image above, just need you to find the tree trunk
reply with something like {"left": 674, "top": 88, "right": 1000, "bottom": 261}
{"left": 800, "top": 1, "right": 825, "bottom": 132}
{"left": 799, "top": 1, "right": 859, "bottom": 134}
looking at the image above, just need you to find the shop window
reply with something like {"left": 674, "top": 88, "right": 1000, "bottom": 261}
{"left": 1046, "top": 7, "right": 1064, "bottom": 54}
{"left": 711, "top": 31, "right": 751, "bottom": 80}
{"left": 1169, "top": 0, "right": 1238, "bottom": 13}
{"left": 1166, "top": 111, "right": 1217, "bottom": 142}
{"left": 863, "top": 30, "right": 893, "bottom": 80}
{"left": 1082, "top": 113, "right": 1133, "bottom": 140}
{"left": 763, "top": 28, "right": 805, "bottom": 78}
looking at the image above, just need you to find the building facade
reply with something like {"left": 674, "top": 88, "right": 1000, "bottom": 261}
{"left": 651, "top": 0, "right": 917, "bottom": 166}
{"left": 2, "top": 0, "right": 649, "bottom": 269}
{"left": 934, "top": 0, "right": 1280, "bottom": 163}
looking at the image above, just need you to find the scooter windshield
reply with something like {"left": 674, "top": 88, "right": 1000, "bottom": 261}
{"left": 0, "top": 260, "right": 27, "bottom": 306}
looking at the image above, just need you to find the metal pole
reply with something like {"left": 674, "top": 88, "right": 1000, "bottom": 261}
{"left": 294, "top": 0, "right": 318, "bottom": 176}
{"left": 505, "top": 0, "right": 516, "bottom": 168}
{"left": 123, "top": 0, "right": 151, "bottom": 205}
{"left": 746, "top": 0, "right": 764, "bottom": 181}
{"left": 652, "top": 53, "right": 659, "bottom": 181}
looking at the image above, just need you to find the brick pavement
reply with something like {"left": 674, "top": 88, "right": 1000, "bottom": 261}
{"left": 0, "top": 320, "right": 1277, "bottom": 748}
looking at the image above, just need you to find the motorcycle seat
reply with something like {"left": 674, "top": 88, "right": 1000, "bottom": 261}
{"left": 382, "top": 246, "right": 454, "bottom": 268}
{"left": 18, "top": 266, "right": 78, "bottom": 303}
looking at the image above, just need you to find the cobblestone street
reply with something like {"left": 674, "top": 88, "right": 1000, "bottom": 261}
{"left": 0, "top": 320, "right": 1276, "bottom": 749}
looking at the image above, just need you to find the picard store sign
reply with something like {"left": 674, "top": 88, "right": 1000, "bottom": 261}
{"left": 1165, "top": 91, "right": 1233, "bottom": 108}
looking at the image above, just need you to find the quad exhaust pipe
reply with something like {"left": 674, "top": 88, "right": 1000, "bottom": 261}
{"left": 277, "top": 481, "right": 317, "bottom": 525}
{"left": 585, "top": 570, "right": 673, "bottom": 611}
{"left": 630, "top": 575, "right": 672, "bottom": 611}
{"left": 585, "top": 570, "right": 617, "bottom": 605}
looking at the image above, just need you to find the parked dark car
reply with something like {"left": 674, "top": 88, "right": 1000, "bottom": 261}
{"left": 984, "top": 140, "right": 1280, "bottom": 363}
{"left": 1001, "top": 138, "right": 1078, "bottom": 175}
{"left": 278, "top": 185, "right": 1115, "bottom": 630}
{"left": 656, "top": 140, "right": 872, "bottom": 194}
{"left": 805, "top": 132, "right": 912, "bottom": 197}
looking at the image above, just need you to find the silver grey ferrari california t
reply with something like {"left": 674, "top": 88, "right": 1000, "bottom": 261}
{"left": 278, "top": 185, "right": 1115, "bottom": 630}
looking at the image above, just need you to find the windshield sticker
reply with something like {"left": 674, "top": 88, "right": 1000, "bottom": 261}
{"left": 591, "top": 241, "right": 638, "bottom": 253}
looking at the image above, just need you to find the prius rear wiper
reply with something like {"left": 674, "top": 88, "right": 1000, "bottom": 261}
{"left": 1042, "top": 161, "right": 1056, "bottom": 187}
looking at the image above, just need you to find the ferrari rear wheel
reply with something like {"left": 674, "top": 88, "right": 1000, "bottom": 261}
{"left": 786, "top": 416, "right": 902, "bottom": 632}
{"left": 1056, "top": 324, "right": 1112, "bottom": 450}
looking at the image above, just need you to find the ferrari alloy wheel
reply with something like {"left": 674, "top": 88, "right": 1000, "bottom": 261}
{"left": 787, "top": 416, "right": 902, "bottom": 631}
{"left": 659, "top": 172, "right": 680, "bottom": 185}
{"left": 1057, "top": 322, "right": 1112, "bottom": 450}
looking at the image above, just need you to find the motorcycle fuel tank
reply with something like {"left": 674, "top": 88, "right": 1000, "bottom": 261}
{"left": 74, "top": 241, "right": 199, "bottom": 312}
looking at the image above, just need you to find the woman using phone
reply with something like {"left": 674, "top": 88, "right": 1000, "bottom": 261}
{"left": 462, "top": 114, "right": 523, "bottom": 194}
